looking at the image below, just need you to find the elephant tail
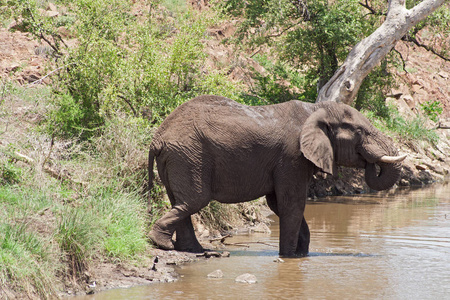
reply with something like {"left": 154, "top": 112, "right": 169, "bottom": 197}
{"left": 147, "top": 137, "right": 161, "bottom": 207}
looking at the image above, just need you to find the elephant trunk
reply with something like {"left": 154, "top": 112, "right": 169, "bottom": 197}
{"left": 364, "top": 161, "right": 403, "bottom": 191}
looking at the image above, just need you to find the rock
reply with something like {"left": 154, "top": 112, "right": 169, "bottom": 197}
{"left": 438, "top": 71, "right": 449, "bottom": 79}
{"left": 249, "top": 222, "right": 271, "bottom": 233}
{"left": 415, "top": 165, "right": 427, "bottom": 171}
{"left": 196, "top": 251, "right": 222, "bottom": 258}
{"left": 274, "top": 257, "right": 285, "bottom": 263}
{"left": 46, "top": 10, "right": 59, "bottom": 18}
{"left": 207, "top": 269, "right": 223, "bottom": 278}
{"left": 235, "top": 273, "right": 257, "bottom": 284}
{"left": 401, "top": 95, "right": 416, "bottom": 110}
{"left": 423, "top": 162, "right": 445, "bottom": 175}
{"left": 221, "top": 251, "right": 230, "bottom": 257}
{"left": 47, "top": 3, "right": 58, "bottom": 12}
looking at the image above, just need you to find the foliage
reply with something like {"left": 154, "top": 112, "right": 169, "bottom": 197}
{"left": 49, "top": 0, "right": 239, "bottom": 138}
{"left": 0, "top": 161, "right": 22, "bottom": 185}
{"left": 2, "top": 0, "right": 241, "bottom": 139}
{"left": 218, "top": 0, "right": 449, "bottom": 108}
{"left": 420, "top": 100, "right": 443, "bottom": 122}
{"left": 89, "top": 191, "right": 148, "bottom": 258}
{"left": 244, "top": 54, "right": 304, "bottom": 104}
{"left": 354, "top": 57, "right": 396, "bottom": 118}
{"left": 219, "top": 0, "right": 374, "bottom": 101}
{"left": 364, "top": 105, "right": 439, "bottom": 145}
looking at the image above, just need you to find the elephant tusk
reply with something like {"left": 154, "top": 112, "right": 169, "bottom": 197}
{"left": 378, "top": 154, "right": 407, "bottom": 164}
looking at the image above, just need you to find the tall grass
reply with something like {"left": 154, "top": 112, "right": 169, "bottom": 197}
{"left": 90, "top": 191, "right": 148, "bottom": 259}
{"left": 56, "top": 207, "right": 101, "bottom": 281}
{"left": 0, "top": 223, "right": 57, "bottom": 298}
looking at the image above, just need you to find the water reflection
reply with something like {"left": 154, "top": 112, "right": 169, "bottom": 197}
{"left": 77, "top": 183, "right": 450, "bottom": 300}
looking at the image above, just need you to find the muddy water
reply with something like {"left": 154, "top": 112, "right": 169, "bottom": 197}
{"left": 82, "top": 183, "right": 449, "bottom": 299}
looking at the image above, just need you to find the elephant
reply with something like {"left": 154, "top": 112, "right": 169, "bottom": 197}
{"left": 148, "top": 95, "right": 406, "bottom": 257}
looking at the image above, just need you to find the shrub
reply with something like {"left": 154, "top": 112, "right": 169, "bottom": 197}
{"left": 420, "top": 100, "right": 443, "bottom": 123}
{"left": 0, "top": 161, "right": 22, "bottom": 185}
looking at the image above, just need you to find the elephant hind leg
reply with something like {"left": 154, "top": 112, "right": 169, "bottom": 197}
{"left": 174, "top": 217, "right": 204, "bottom": 253}
{"left": 149, "top": 191, "right": 210, "bottom": 252}
{"left": 149, "top": 206, "right": 184, "bottom": 250}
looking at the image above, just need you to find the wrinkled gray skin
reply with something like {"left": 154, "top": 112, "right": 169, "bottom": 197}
{"left": 148, "top": 95, "right": 403, "bottom": 257}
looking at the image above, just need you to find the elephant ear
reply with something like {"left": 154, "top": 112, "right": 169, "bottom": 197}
{"left": 300, "top": 108, "right": 336, "bottom": 176}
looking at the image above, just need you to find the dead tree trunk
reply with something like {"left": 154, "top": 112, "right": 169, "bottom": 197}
{"left": 316, "top": 0, "right": 446, "bottom": 105}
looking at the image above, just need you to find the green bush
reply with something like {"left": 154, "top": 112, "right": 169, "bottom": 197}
{"left": 39, "top": 0, "right": 239, "bottom": 138}
{"left": 0, "top": 161, "right": 22, "bottom": 185}
{"left": 420, "top": 100, "right": 443, "bottom": 122}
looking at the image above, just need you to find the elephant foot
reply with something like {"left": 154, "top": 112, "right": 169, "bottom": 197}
{"left": 174, "top": 239, "right": 204, "bottom": 253}
{"left": 149, "top": 225, "right": 174, "bottom": 250}
{"left": 279, "top": 252, "right": 309, "bottom": 258}
{"left": 296, "top": 243, "right": 309, "bottom": 257}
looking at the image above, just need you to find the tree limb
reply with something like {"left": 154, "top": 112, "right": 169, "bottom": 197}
{"left": 118, "top": 95, "right": 138, "bottom": 117}
{"left": 316, "top": 0, "right": 446, "bottom": 104}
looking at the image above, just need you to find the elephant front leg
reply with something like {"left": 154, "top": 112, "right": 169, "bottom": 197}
{"left": 279, "top": 212, "right": 304, "bottom": 257}
{"left": 296, "top": 217, "right": 310, "bottom": 256}
{"left": 268, "top": 192, "right": 309, "bottom": 257}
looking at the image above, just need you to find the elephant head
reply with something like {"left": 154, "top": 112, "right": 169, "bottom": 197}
{"left": 300, "top": 102, "right": 406, "bottom": 191}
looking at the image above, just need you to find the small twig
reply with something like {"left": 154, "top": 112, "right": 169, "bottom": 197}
{"left": 266, "top": 20, "right": 303, "bottom": 38}
{"left": 209, "top": 234, "right": 232, "bottom": 243}
{"left": 402, "top": 35, "right": 450, "bottom": 62}
{"left": 249, "top": 47, "right": 261, "bottom": 58}
{"left": 42, "top": 136, "right": 54, "bottom": 167}
{"left": 223, "top": 241, "right": 278, "bottom": 248}
{"left": 435, "top": 123, "right": 450, "bottom": 130}
{"left": 117, "top": 95, "right": 138, "bottom": 117}
{"left": 359, "top": 0, "right": 386, "bottom": 16}
{"left": 26, "top": 63, "right": 76, "bottom": 87}
{"left": 392, "top": 47, "right": 408, "bottom": 73}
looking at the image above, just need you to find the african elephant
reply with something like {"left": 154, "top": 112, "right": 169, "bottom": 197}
{"left": 148, "top": 95, "right": 406, "bottom": 257}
